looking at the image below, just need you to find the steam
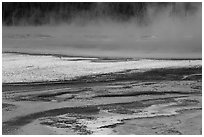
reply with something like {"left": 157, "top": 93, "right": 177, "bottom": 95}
{"left": 67, "top": 3, "right": 202, "bottom": 58}
{"left": 3, "top": 2, "right": 202, "bottom": 58}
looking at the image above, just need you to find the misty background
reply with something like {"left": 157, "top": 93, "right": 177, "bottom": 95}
{"left": 2, "top": 2, "right": 202, "bottom": 58}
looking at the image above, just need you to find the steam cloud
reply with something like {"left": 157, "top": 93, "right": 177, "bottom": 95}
{"left": 2, "top": 2, "right": 202, "bottom": 58}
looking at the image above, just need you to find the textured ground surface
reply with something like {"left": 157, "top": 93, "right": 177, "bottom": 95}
{"left": 2, "top": 53, "right": 201, "bottom": 83}
{"left": 2, "top": 55, "right": 202, "bottom": 134}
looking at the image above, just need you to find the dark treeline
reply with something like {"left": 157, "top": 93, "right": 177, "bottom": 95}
{"left": 2, "top": 2, "right": 200, "bottom": 26}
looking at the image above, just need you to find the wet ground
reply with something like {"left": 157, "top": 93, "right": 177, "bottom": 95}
{"left": 2, "top": 66, "right": 202, "bottom": 135}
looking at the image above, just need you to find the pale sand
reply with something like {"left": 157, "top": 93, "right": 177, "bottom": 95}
{"left": 3, "top": 53, "right": 201, "bottom": 83}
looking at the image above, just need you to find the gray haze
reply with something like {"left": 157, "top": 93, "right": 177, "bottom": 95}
{"left": 3, "top": 3, "right": 202, "bottom": 58}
